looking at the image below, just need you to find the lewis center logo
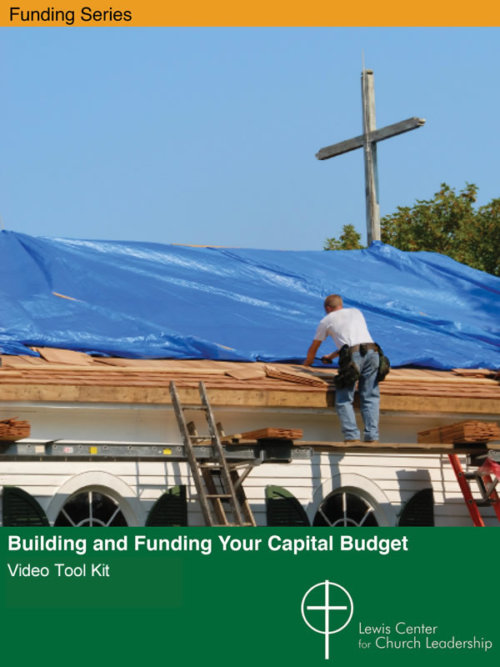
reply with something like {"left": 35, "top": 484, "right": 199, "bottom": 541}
{"left": 301, "top": 580, "right": 354, "bottom": 660}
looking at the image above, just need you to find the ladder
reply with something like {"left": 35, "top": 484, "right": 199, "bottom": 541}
{"left": 169, "top": 380, "right": 256, "bottom": 527}
{"left": 448, "top": 453, "right": 500, "bottom": 526}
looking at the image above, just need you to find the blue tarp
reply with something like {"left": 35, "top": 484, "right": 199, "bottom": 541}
{"left": 0, "top": 230, "right": 498, "bottom": 369}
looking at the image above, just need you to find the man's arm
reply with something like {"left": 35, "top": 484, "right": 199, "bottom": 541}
{"left": 303, "top": 339, "right": 322, "bottom": 366}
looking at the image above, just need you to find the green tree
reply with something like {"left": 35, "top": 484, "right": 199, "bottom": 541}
{"left": 324, "top": 184, "right": 500, "bottom": 276}
{"left": 471, "top": 197, "right": 500, "bottom": 276}
{"left": 323, "top": 224, "right": 364, "bottom": 250}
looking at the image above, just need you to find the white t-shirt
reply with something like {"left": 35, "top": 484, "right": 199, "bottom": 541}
{"left": 314, "top": 308, "right": 374, "bottom": 349}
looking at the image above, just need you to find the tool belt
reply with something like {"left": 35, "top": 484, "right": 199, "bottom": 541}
{"left": 349, "top": 343, "right": 378, "bottom": 355}
{"left": 334, "top": 345, "right": 360, "bottom": 389}
{"left": 334, "top": 343, "right": 390, "bottom": 389}
{"left": 375, "top": 343, "right": 391, "bottom": 382}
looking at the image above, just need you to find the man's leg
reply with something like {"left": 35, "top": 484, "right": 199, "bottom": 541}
{"left": 335, "top": 384, "right": 360, "bottom": 441}
{"left": 358, "top": 350, "right": 380, "bottom": 441}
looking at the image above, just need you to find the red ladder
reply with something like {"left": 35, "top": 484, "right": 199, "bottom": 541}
{"left": 448, "top": 454, "right": 500, "bottom": 526}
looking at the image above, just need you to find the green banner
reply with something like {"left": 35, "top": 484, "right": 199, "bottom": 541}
{"left": 1, "top": 528, "right": 497, "bottom": 665}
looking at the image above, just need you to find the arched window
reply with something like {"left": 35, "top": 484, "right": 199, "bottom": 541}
{"left": 265, "top": 485, "right": 310, "bottom": 527}
{"left": 398, "top": 488, "right": 434, "bottom": 526}
{"left": 2, "top": 487, "right": 49, "bottom": 527}
{"left": 146, "top": 486, "right": 188, "bottom": 527}
{"left": 313, "top": 490, "right": 379, "bottom": 527}
{"left": 54, "top": 490, "right": 128, "bottom": 527}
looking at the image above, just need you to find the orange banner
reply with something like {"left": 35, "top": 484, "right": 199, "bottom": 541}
{"left": 1, "top": 0, "right": 499, "bottom": 27}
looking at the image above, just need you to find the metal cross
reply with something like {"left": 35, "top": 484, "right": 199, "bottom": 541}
{"left": 316, "top": 69, "right": 425, "bottom": 245}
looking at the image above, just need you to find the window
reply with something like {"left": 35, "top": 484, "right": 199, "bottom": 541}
{"left": 54, "top": 490, "right": 128, "bottom": 527}
{"left": 398, "top": 488, "right": 435, "bottom": 526}
{"left": 2, "top": 487, "right": 49, "bottom": 527}
{"left": 265, "top": 485, "right": 310, "bottom": 527}
{"left": 313, "top": 490, "right": 379, "bottom": 527}
{"left": 146, "top": 486, "right": 188, "bottom": 526}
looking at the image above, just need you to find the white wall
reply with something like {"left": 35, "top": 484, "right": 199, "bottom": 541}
{"left": 1, "top": 401, "right": 497, "bottom": 527}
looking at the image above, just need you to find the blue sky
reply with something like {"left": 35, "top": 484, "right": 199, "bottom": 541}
{"left": 1, "top": 27, "right": 499, "bottom": 249}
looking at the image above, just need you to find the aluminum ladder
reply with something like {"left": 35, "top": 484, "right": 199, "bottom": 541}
{"left": 169, "top": 380, "right": 256, "bottom": 527}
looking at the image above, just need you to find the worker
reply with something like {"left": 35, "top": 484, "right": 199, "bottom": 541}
{"left": 303, "top": 294, "right": 380, "bottom": 443}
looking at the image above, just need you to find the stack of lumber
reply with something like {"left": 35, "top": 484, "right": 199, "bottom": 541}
{"left": 0, "top": 355, "right": 499, "bottom": 406}
{"left": 264, "top": 365, "right": 328, "bottom": 388}
{"left": 196, "top": 427, "right": 304, "bottom": 445}
{"left": 238, "top": 427, "right": 303, "bottom": 440}
{"left": 379, "top": 367, "right": 500, "bottom": 400}
{"left": 0, "top": 418, "right": 31, "bottom": 441}
{"left": 418, "top": 420, "right": 500, "bottom": 444}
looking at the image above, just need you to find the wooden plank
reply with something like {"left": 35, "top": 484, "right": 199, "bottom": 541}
{"left": 452, "top": 368, "right": 496, "bottom": 378}
{"left": 32, "top": 347, "right": 95, "bottom": 365}
{"left": 293, "top": 440, "right": 495, "bottom": 455}
{"left": 380, "top": 395, "right": 500, "bottom": 414}
{"left": 264, "top": 365, "right": 328, "bottom": 387}
{"left": 93, "top": 359, "right": 228, "bottom": 374}
{"left": 0, "top": 377, "right": 498, "bottom": 414}
{"left": 195, "top": 429, "right": 303, "bottom": 445}
{"left": 0, "top": 356, "right": 498, "bottom": 396}
{"left": 2, "top": 355, "right": 48, "bottom": 366}
{"left": 0, "top": 368, "right": 497, "bottom": 401}
{"left": 225, "top": 368, "right": 267, "bottom": 380}
{"left": 385, "top": 374, "right": 498, "bottom": 385}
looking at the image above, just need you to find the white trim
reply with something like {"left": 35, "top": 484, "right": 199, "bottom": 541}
{"left": 46, "top": 471, "right": 144, "bottom": 526}
{"left": 307, "top": 472, "right": 397, "bottom": 527}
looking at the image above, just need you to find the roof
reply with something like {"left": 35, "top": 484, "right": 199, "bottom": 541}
{"left": 1, "top": 230, "right": 499, "bottom": 370}
{"left": 1, "top": 351, "right": 498, "bottom": 414}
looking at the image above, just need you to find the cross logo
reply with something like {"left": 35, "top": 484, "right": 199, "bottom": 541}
{"left": 301, "top": 580, "right": 354, "bottom": 660}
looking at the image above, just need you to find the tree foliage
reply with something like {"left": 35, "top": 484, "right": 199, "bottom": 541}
{"left": 323, "top": 224, "right": 364, "bottom": 250}
{"left": 324, "top": 184, "right": 500, "bottom": 276}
